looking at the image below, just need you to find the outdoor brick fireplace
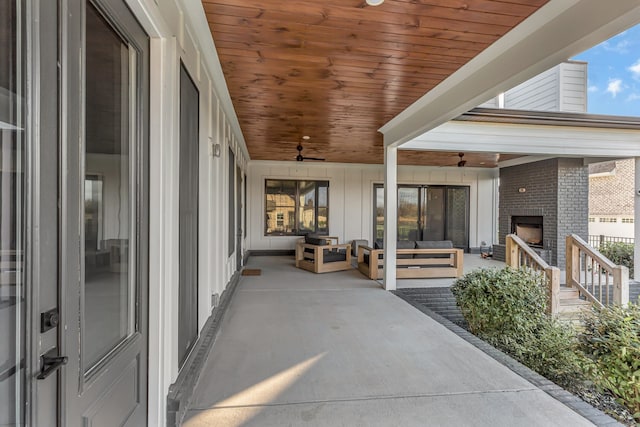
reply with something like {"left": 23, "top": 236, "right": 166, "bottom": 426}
{"left": 493, "top": 158, "right": 588, "bottom": 267}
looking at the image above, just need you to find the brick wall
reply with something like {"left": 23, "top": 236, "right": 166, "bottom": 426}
{"left": 589, "top": 159, "right": 634, "bottom": 216}
{"left": 495, "top": 158, "right": 588, "bottom": 267}
{"left": 557, "top": 158, "right": 589, "bottom": 267}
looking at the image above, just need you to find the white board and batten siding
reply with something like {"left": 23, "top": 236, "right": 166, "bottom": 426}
{"left": 248, "top": 161, "right": 499, "bottom": 252}
{"left": 479, "top": 61, "right": 587, "bottom": 113}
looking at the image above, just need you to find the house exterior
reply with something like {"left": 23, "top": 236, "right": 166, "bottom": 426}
{"left": 589, "top": 159, "right": 636, "bottom": 239}
{"left": 3, "top": 1, "right": 640, "bottom": 426}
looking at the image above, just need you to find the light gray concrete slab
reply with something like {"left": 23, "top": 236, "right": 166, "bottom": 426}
{"left": 184, "top": 256, "right": 592, "bottom": 427}
{"left": 184, "top": 389, "right": 593, "bottom": 427}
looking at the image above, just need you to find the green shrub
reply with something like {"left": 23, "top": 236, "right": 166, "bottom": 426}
{"left": 452, "top": 267, "right": 585, "bottom": 387}
{"left": 514, "top": 317, "right": 585, "bottom": 386}
{"left": 599, "top": 241, "right": 634, "bottom": 278}
{"left": 451, "top": 267, "right": 547, "bottom": 337}
{"left": 578, "top": 302, "right": 640, "bottom": 421}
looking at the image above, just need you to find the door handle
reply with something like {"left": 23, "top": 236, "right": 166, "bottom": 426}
{"left": 37, "top": 348, "right": 68, "bottom": 380}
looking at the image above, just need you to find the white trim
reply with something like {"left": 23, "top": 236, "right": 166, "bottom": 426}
{"left": 380, "top": 0, "right": 640, "bottom": 147}
{"left": 401, "top": 121, "right": 640, "bottom": 158}
{"left": 382, "top": 146, "right": 397, "bottom": 291}
{"left": 147, "top": 36, "right": 179, "bottom": 427}
{"left": 498, "top": 156, "right": 555, "bottom": 169}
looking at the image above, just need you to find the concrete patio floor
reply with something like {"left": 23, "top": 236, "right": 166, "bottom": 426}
{"left": 183, "top": 256, "right": 594, "bottom": 427}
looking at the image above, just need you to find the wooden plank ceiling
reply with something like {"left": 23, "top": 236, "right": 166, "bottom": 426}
{"left": 202, "top": 0, "right": 548, "bottom": 166}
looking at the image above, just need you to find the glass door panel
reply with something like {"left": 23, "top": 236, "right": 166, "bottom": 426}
{"left": 83, "top": 3, "right": 135, "bottom": 372}
{"left": 423, "top": 187, "right": 445, "bottom": 241}
{"left": 446, "top": 187, "right": 470, "bottom": 250}
{"left": 398, "top": 187, "right": 419, "bottom": 240}
{"left": 0, "top": 1, "right": 25, "bottom": 423}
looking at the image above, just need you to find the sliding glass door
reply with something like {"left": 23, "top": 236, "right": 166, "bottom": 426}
{"left": 0, "top": 1, "right": 25, "bottom": 424}
{"left": 374, "top": 185, "right": 469, "bottom": 250}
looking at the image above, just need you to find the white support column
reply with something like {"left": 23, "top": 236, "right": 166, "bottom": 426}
{"left": 383, "top": 146, "right": 398, "bottom": 291}
{"left": 634, "top": 157, "right": 640, "bottom": 280}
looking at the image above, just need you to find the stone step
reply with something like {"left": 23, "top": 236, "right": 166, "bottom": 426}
{"left": 559, "top": 288, "right": 580, "bottom": 300}
{"left": 558, "top": 298, "right": 591, "bottom": 315}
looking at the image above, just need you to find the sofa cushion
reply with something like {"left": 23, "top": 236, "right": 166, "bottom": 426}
{"left": 397, "top": 240, "right": 415, "bottom": 259}
{"left": 305, "top": 235, "right": 327, "bottom": 246}
{"left": 414, "top": 240, "right": 454, "bottom": 259}
{"left": 363, "top": 252, "right": 383, "bottom": 266}
{"left": 322, "top": 249, "right": 347, "bottom": 263}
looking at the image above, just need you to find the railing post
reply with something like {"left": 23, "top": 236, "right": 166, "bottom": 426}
{"left": 613, "top": 265, "right": 629, "bottom": 306}
{"left": 599, "top": 234, "right": 605, "bottom": 248}
{"left": 506, "top": 235, "right": 518, "bottom": 268}
{"left": 566, "top": 235, "right": 579, "bottom": 288}
{"left": 546, "top": 266, "right": 561, "bottom": 315}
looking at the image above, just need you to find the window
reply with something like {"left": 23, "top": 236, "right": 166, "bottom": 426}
{"left": 622, "top": 218, "right": 634, "bottom": 224}
{"left": 178, "top": 63, "right": 199, "bottom": 367}
{"left": 588, "top": 217, "right": 595, "bottom": 223}
{"left": 265, "top": 180, "right": 329, "bottom": 235}
{"left": 599, "top": 217, "right": 617, "bottom": 223}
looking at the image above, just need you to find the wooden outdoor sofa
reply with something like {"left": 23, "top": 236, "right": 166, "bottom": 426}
{"left": 295, "top": 235, "right": 352, "bottom": 273}
{"left": 357, "top": 240, "right": 463, "bottom": 280}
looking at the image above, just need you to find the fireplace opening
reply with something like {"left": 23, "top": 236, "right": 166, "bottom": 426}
{"left": 512, "top": 216, "right": 543, "bottom": 248}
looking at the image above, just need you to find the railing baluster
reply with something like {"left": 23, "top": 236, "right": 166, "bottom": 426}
{"left": 605, "top": 269, "right": 610, "bottom": 305}
{"left": 598, "top": 260, "right": 602, "bottom": 304}
{"left": 590, "top": 256, "right": 595, "bottom": 297}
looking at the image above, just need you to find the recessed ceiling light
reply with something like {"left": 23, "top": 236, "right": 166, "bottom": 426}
{"left": 366, "top": 0, "right": 384, "bottom": 5}
{"left": 302, "top": 135, "right": 310, "bottom": 140}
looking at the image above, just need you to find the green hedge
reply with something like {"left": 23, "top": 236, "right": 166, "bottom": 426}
{"left": 578, "top": 302, "right": 640, "bottom": 420}
{"left": 599, "top": 241, "right": 634, "bottom": 278}
{"left": 451, "top": 267, "right": 584, "bottom": 386}
{"left": 452, "top": 266, "right": 640, "bottom": 422}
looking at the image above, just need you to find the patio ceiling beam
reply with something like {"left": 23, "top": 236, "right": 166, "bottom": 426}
{"left": 379, "top": 0, "right": 640, "bottom": 148}
{"left": 400, "top": 121, "right": 640, "bottom": 158}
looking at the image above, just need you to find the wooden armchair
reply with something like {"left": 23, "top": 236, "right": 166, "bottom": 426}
{"left": 295, "top": 235, "right": 352, "bottom": 273}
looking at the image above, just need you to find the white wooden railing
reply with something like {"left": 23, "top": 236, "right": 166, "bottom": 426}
{"left": 505, "top": 234, "right": 561, "bottom": 315}
{"left": 566, "top": 234, "right": 629, "bottom": 308}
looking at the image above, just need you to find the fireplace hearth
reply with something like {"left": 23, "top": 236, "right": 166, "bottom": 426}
{"left": 512, "top": 216, "right": 543, "bottom": 248}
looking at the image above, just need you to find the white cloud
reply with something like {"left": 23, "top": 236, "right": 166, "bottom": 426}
{"left": 629, "top": 59, "right": 640, "bottom": 79}
{"left": 588, "top": 85, "right": 598, "bottom": 93}
{"left": 601, "top": 38, "right": 631, "bottom": 54}
{"left": 626, "top": 93, "right": 640, "bottom": 102}
{"left": 606, "top": 79, "right": 623, "bottom": 97}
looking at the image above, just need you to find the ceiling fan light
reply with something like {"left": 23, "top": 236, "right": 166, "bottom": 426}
{"left": 366, "top": 0, "right": 384, "bottom": 6}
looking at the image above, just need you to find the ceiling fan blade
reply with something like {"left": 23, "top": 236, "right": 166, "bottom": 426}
{"left": 303, "top": 156, "right": 325, "bottom": 161}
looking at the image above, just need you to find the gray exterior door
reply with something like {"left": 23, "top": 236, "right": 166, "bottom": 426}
{"left": 236, "top": 167, "right": 243, "bottom": 270}
{"left": 58, "top": 0, "right": 149, "bottom": 425}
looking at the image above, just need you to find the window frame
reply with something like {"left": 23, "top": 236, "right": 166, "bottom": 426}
{"left": 264, "top": 179, "right": 329, "bottom": 236}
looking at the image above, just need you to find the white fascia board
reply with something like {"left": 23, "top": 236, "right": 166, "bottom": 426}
{"left": 497, "top": 156, "right": 555, "bottom": 168}
{"left": 179, "top": 0, "right": 250, "bottom": 161}
{"left": 401, "top": 121, "right": 640, "bottom": 157}
{"left": 380, "top": 0, "right": 640, "bottom": 147}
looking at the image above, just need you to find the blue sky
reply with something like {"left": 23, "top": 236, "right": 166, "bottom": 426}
{"left": 572, "top": 23, "right": 640, "bottom": 117}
